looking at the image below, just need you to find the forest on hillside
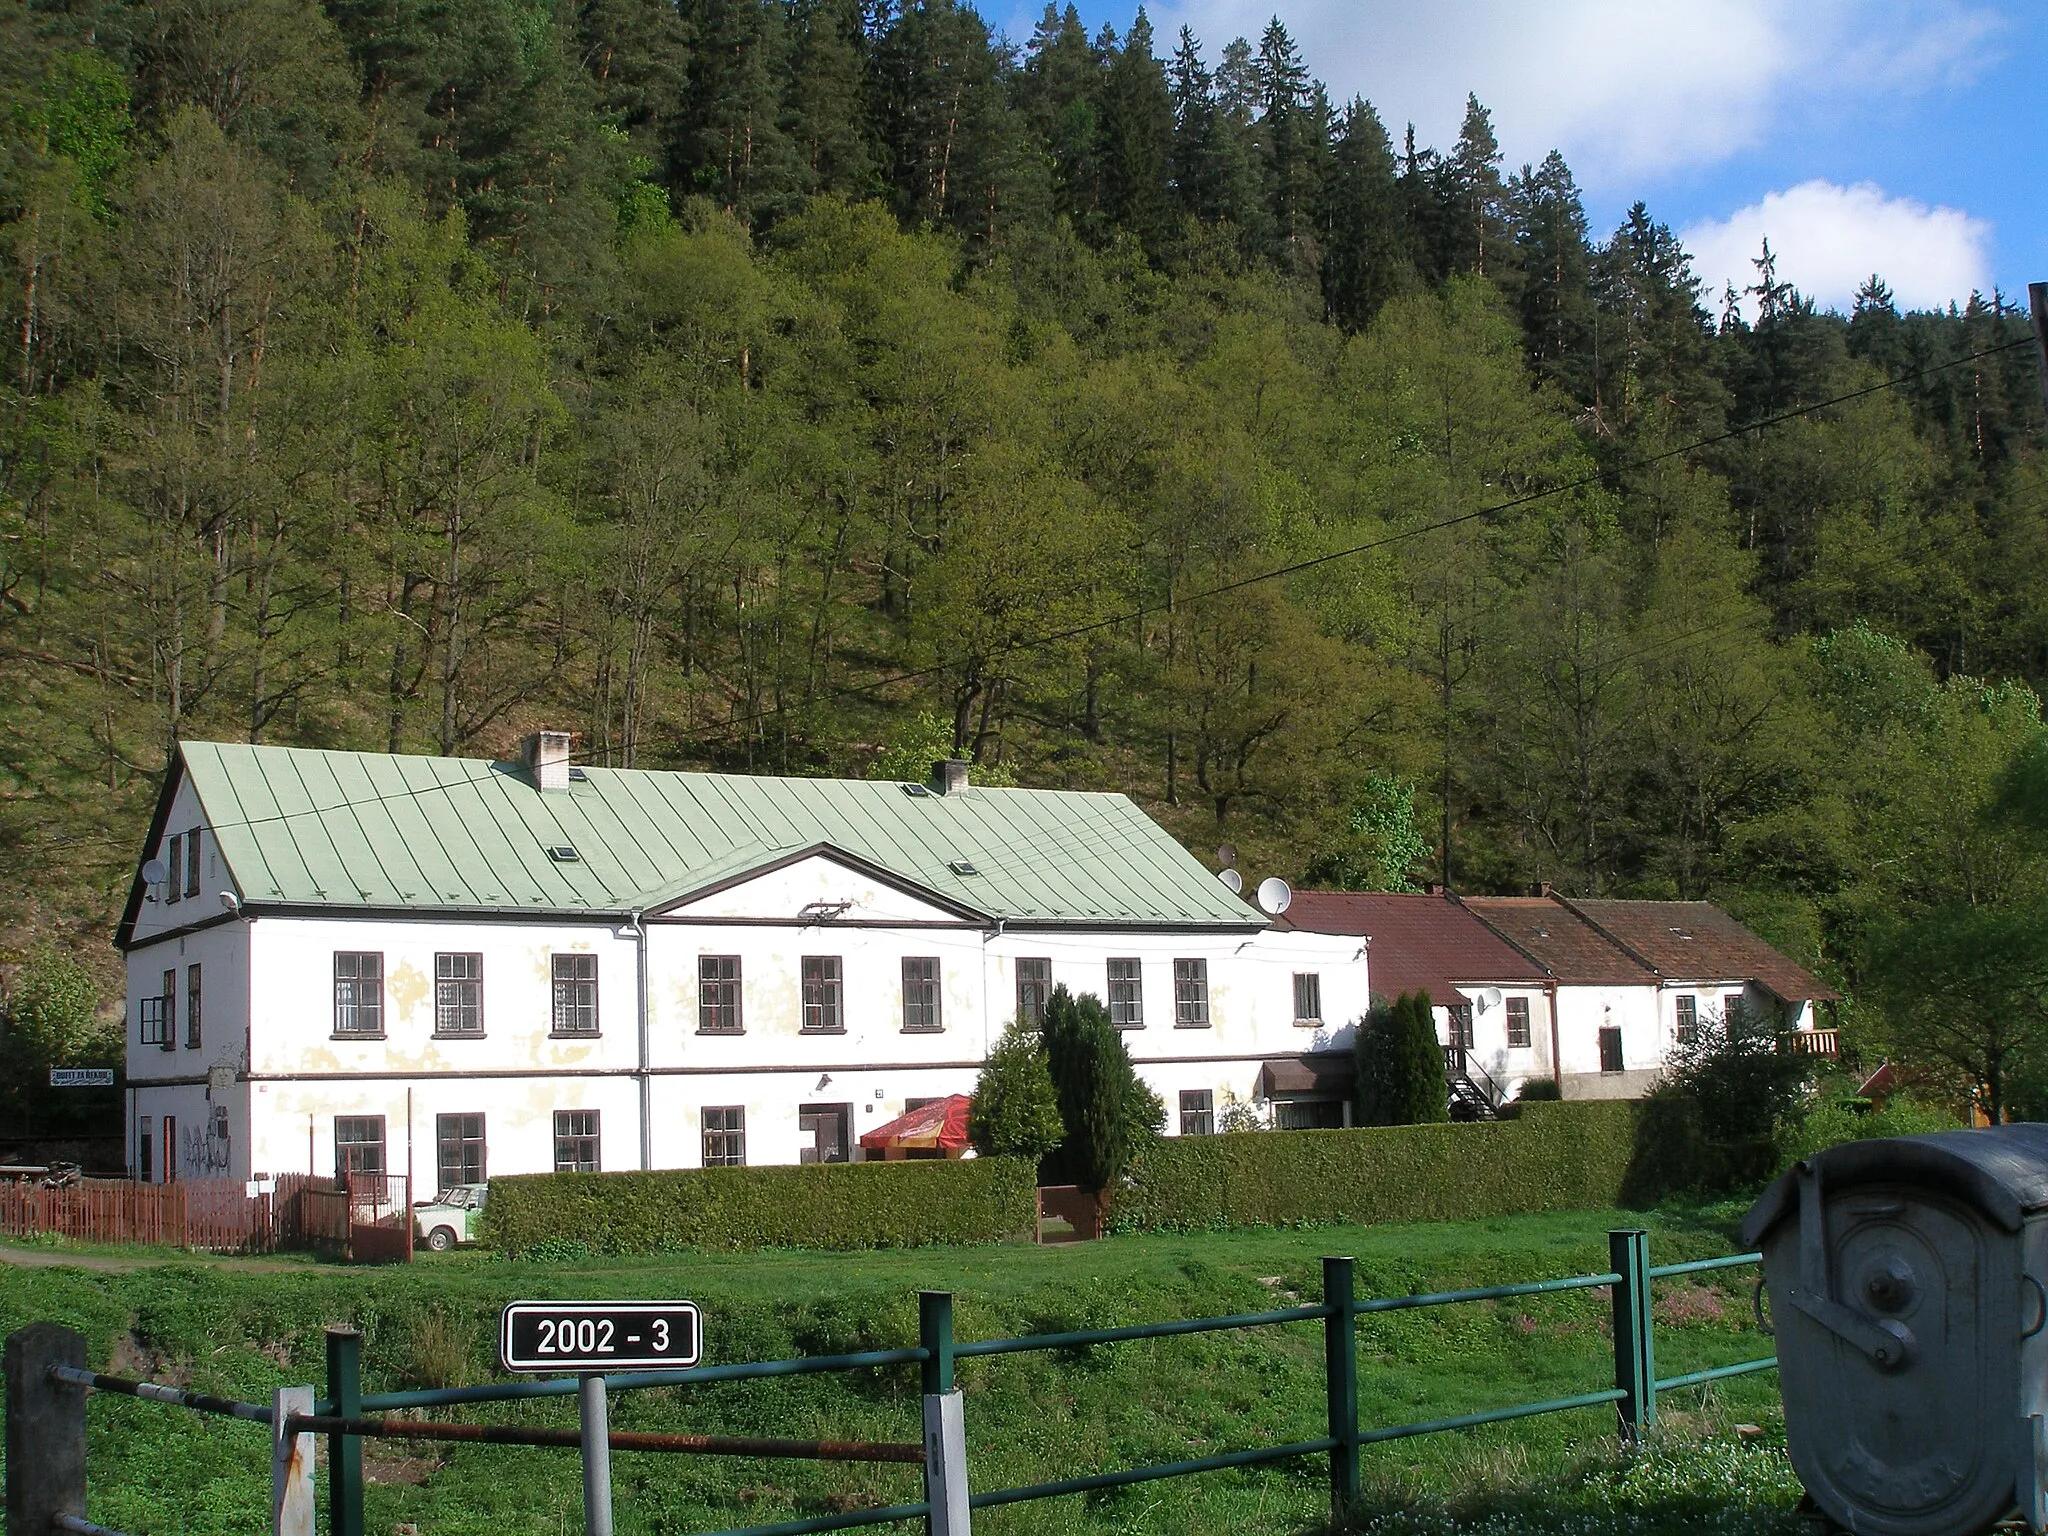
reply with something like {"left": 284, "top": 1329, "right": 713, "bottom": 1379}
{"left": 2, "top": 0, "right": 2046, "bottom": 1094}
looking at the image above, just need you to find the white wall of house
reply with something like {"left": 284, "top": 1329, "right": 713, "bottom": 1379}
{"left": 124, "top": 852, "right": 1370, "bottom": 1181}
{"left": 1552, "top": 984, "right": 1664, "bottom": 1099}
{"left": 1433, "top": 984, "right": 1555, "bottom": 1098}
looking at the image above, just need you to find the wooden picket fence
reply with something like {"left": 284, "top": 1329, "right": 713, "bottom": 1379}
{"left": 0, "top": 1172, "right": 382, "bottom": 1256}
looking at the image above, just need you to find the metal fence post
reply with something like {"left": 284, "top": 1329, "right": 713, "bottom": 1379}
{"left": 919, "top": 1292, "right": 969, "bottom": 1536}
{"left": 579, "top": 1374, "right": 614, "bottom": 1536}
{"left": 1322, "top": 1257, "right": 1360, "bottom": 1521}
{"left": 271, "top": 1386, "right": 316, "bottom": 1536}
{"left": 326, "top": 1326, "right": 365, "bottom": 1536}
{"left": 6, "top": 1324, "right": 89, "bottom": 1536}
{"left": 1608, "top": 1229, "right": 1655, "bottom": 1443}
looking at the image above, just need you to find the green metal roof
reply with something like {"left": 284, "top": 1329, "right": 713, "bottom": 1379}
{"left": 170, "top": 742, "right": 1264, "bottom": 928}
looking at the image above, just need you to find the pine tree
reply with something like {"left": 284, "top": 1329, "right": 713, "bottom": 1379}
{"left": 1252, "top": 17, "right": 1321, "bottom": 267}
{"left": 1439, "top": 93, "right": 1507, "bottom": 278}
{"left": 784, "top": 0, "right": 875, "bottom": 198}
{"left": 1017, "top": 3, "right": 1102, "bottom": 231}
{"left": 680, "top": 0, "right": 801, "bottom": 225}
{"left": 1509, "top": 149, "right": 1594, "bottom": 399}
{"left": 1318, "top": 94, "right": 1405, "bottom": 331}
{"left": 1095, "top": 7, "right": 1172, "bottom": 256}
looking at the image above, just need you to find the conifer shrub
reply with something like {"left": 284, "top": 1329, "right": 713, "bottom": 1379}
{"left": 1040, "top": 985, "right": 1165, "bottom": 1190}
{"left": 969, "top": 1020, "right": 1065, "bottom": 1161}
{"left": 1355, "top": 990, "right": 1449, "bottom": 1126}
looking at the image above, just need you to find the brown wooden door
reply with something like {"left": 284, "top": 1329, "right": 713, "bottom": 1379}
{"left": 799, "top": 1104, "right": 852, "bottom": 1163}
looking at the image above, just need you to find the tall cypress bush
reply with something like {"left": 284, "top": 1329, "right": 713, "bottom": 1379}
{"left": 1356, "top": 989, "right": 1449, "bottom": 1126}
{"left": 1039, "top": 985, "right": 1165, "bottom": 1189}
{"left": 968, "top": 1019, "right": 1066, "bottom": 1161}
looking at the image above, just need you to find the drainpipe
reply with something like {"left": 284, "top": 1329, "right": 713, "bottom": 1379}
{"left": 1547, "top": 980, "right": 1564, "bottom": 1095}
{"left": 627, "top": 911, "right": 650, "bottom": 1171}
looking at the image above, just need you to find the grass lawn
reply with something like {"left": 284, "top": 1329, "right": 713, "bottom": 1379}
{"left": 0, "top": 1206, "right": 1801, "bottom": 1535}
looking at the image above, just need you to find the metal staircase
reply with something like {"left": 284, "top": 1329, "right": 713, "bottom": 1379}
{"left": 1444, "top": 1047, "right": 1504, "bottom": 1121}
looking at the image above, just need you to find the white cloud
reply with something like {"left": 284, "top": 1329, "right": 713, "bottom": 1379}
{"left": 1122, "top": 0, "right": 2007, "bottom": 190}
{"left": 1679, "top": 180, "right": 1993, "bottom": 316}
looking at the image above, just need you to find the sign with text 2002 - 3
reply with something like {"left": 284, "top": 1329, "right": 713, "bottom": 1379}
{"left": 500, "top": 1300, "right": 701, "bottom": 1373}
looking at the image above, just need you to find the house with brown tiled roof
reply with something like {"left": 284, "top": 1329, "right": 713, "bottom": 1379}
{"left": 1282, "top": 892, "right": 1553, "bottom": 1114}
{"left": 1290, "top": 888, "right": 1839, "bottom": 1106}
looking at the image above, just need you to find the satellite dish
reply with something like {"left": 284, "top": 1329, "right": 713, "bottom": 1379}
{"left": 1216, "top": 843, "right": 1239, "bottom": 869}
{"left": 141, "top": 858, "right": 167, "bottom": 887}
{"left": 1478, "top": 987, "right": 1504, "bottom": 1011}
{"left": 1218, "top": 869, "right": 1244, "bottom": 894}
{"left": 1255, "top": 877, "right": 1292, "bottom": 915}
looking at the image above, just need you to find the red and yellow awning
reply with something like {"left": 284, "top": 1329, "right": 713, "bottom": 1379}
{"left": 859, "top": 1094, "right": 972, "bottom": 1152}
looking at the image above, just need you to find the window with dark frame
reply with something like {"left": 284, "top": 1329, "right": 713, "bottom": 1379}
{"left": 161, "top": 969, "right": 176, "bottom": 1048}
{"left": 553, "top": 1110, "right": 600, "bottom": 1173}
{"left": 165, "top": 834, "right": 182, "bottom": 904}
{"left": 1598, "top": 1026, "right": 1625, "bottom": 1074}
{"left": 333, "top": 953, "right": 384, "bottom": 1036}
{"left": 1293, "top": 972, "right": 1322, "bottom": 1023}
{"left": 801, "top": 956, "right": 844, "bottom": 1033}
{"left": 1506, "top": 996, "right": 1532, "bottom": 1049}
{"left": 1675, "top": 995, "right": 1698, "bottom": 1045}
{"left": 335, "top": 1116, "right": 386, "bottom": 1181}
{"left": 434, "top": 953, "right": 483, "bottom": 1036}
{"left": 698, "top": 956, "right": 742, "bottom": 1033}
{"left": 185, "top": 964, "right": 202, "bottom": 1049}
{"left": 184, "top": 828, "right": 202, "bottom": 897}
{"left": 551, "top": 953, "right": 599, "bottom": 1035}
{"left": 436, "top": 1113, "right": 486, "bottom": 1191}
{"left": 1178, "top": 1089, "right": 1215, "bottom": 1136}
{"left": 1016, "top": 957, "right": 1052, "bottom": 1024}
{"left": 138, "top": 1118, "right": 153, "bottom": 1182}
{"left": 1108, "top": 959, "right": 1143, "bottom": 1028}
{"left": 701, "top": 1106, "right": 745, "bottom": 1167}
{"left": 901, "top": 957, "right": 942, "bottom": 1032}
{"left": 1723, "top": 992, "right": 1745, "bottom": 1025}
{"left": 1173, "top": 959, "right": 1210, "bottom": 1027}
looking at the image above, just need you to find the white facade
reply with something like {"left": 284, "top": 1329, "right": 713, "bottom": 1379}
{"left": 1430, "top": 984, "right": 1556, "bottom": 1100}
{"left": 125, "top": 842, "right": 1370, "bottom": 1186}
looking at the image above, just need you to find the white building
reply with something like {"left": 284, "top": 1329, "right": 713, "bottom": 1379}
{"left": 116, "top": 737, "right": 1368, "bottom": 1189}
{"left": 1285, "top": 890, "right": 1837, "bottom": 1106}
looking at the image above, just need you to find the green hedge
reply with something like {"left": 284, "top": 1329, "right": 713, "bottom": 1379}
{"left": 482, "top": 1156, "right": 1039, "bottom": 1257}
{"left": 1113, "top": 1101, "right": 1640, "bottom": 1232}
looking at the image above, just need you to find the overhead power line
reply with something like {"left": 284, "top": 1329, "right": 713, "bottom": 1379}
{"left": 674, "top": 334, "right": 2037, "bottom": 749}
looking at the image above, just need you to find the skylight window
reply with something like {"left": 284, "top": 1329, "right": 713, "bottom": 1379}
{"left": 900, "top": 782, "right": 932, "bottom": 798}
{"left": 567, "top": 767, "right": 589, "bottom": 782}
{"left": 547, "top": 845, "right": 581, "bottom": 863}
{"left": 948, "top": 859, "right": 979, "bottom": 876}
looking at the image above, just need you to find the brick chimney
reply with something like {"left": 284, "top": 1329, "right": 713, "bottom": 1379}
{"left": 928, "top": 759, "right": 971, "bottom": 796}
{"left": 522, "top": 730, "right": 573, "bottom": 790}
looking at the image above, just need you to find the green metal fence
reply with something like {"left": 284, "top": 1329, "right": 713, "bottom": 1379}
{"left": 301, "top": 1228, "right": 1775, "bottom": 1536}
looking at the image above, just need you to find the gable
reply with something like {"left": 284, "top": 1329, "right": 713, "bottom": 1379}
{"left": 654, "top": 849, "right": 980, "bottom": 925}
{"left": 119, "top": 765, "right": 234, "bottom": 947}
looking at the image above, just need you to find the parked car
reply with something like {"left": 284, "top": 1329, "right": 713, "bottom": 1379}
{"left": 412, "top": 1183, "right": 487, "bottom": 1251}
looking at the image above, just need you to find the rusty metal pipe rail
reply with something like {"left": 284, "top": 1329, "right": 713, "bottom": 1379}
{"left": 285, "top": 1414, "right": 924, "bottom": 1464}
{"left": 55, "top": 1515, "right": 135, "bottom": 1536}
{"left": 46, "top": 1363, "right": 274, "bottom": 1425}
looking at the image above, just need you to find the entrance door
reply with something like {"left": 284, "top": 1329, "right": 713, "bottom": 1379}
{"left": 161, "top": 1115, "right": 177, "bottom": 1182}
{"left": 1598, "top": 1027, "right": 1624, "bottom": 1074}
{"left": 800, "top": 1104, "right": 853, "bottom": 1164}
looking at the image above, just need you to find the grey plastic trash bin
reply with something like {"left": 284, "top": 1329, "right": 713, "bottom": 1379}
{"left": 1741, "top": 1124, "right": 2048, "bottom": 1536}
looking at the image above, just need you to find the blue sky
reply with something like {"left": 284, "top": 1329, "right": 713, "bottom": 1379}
{"left": 1003, "top": 0, "right": 2041, "bottom": 318}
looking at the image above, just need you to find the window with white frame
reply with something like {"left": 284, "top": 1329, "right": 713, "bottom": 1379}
{"left": 1675, "top": 995, "right": 1698, "bottom": 1044}
{"left": 801, "top": 957, "right": 844, "bottom": 1032}
{"left": 1292, "top": 972, "right": 1322, "bottom": 1023}
{"left": 1173, "top": 959, "right": 1210, "bottom": 1027}
{"left": 901, "top": 957, "right": 942, "bottom": 1032}
{"left": 1108, "top": 959, "right": 1143, "bottom": 1028}
{"left": 333, "top": 953, "right": 384, "bottom": 1036}
{"left": 551, "top": 953, "right": 599, "bottom": 1035}
{"left": 698, "top": 956, "right": 742, "bottom": 1033}
{"left": 434, "top": 953, "right": 483, "bottom": 1036}
{"left": 553, "top": 1110, "right": 600, "bottom": 1173}
{"left": 702, "top": 1106, "right": 745, "bottom": 1167}
{"left": 1016, "top": 957, "right": 1052, "bottom": 1024}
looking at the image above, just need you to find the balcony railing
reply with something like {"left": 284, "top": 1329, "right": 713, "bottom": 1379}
{"left": 1781, "top": 1027, "right": 1839, "bottom": 1057}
